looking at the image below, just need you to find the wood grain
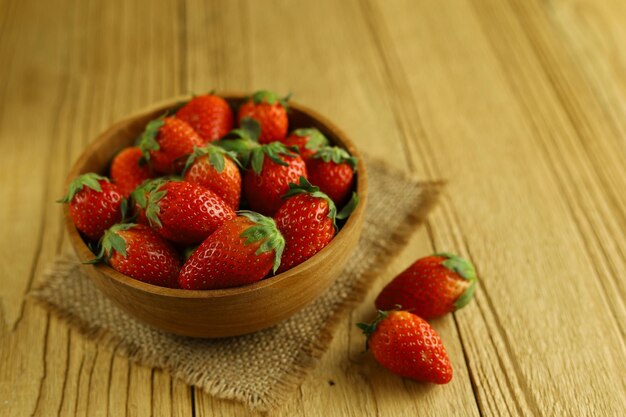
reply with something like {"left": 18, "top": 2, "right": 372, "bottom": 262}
{"left": 1, "top": 0, "right": 625, "bottom": 415}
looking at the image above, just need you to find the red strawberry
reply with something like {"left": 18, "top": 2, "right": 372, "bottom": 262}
{"left": 274, "top": 177, "right": 358, "bottom": 273}
{"left": 358, "top": 310, "right": 453, "bottom": 384}
{"left": 132, "top": 179, "right": 235, "bottom": 245}
{"left": 243, "top": 143, "right": 308, "bottom": 216}
{"left": 237, "top": 90, "right": 289, "bottom": 144}
{"left": 176, "top": 94, "right": 234, "bottom": 144}
{"left": 218, "top": 118, "right": 307, "bottom": 215}
{"left": 139, "top": 116, "right": 203, "bottom": 174}
{"left": 182, "top": 145, "right": 242, "bottom": 210}
{"left": 58, "top": 173, "right": 125, "bottom": 241}
{"left": 284, "top": 128, "right": 329, "bottom": 160}
{"left": 306, "top": 146, "right": 357, "bottom": 207}
{"left": 178, "top": 211, "right": 285, "bottom": 290}
{"left": 375, "top": 254, "right": 477, "bottom": 319}
{"left": 110, "top": 147, "right": 154, "bottom": 197}
{"left": 94, "top": 223, "right": 181, "bottom": 288}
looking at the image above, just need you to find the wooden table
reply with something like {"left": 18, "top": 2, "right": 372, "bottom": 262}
{"left": 1, "top": 0, "right": 625, "bottom": 415}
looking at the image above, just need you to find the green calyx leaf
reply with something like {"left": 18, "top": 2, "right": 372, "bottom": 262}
{"left": 130, "top": 178, "right": 170, "bottom": 228}
{"left": 215, "top": 138, "right": 257, "bottom": 168}
{"left": 282, "top": 177, "right": 339, "bottom": 229}
{"left": 251, "top": 90, "right": 278, "bottom": 105}
{"left": 138, "top": 116, "right": 166, "bottom": 161}
{"left": 356, "top": 310, "right": 389, "bottom": 351}
{"left": 89, "top": 223, "right": 137, "bottom": 263}
{"left": 250, "top": 90, "right": 291, "bottom": 108}
{"left": 435, "top": 253, "right": 478, "bottom": 282}
{"left": 249, "top": 142, "right": 297, "bottom": 174}
{"left": 250, "top": 148, "right": 265, "bottom": 174}
{"left": 312, "top": 146, "right": 358, "bottom": 171}
{"left": 224, "top": 117, "right": 261, "bottom": 143}
{"left": 218, "top": 118, "right": 262, "bottom": 167}
{"left": 454, "top": 281, "right": 477, "bottom": 310}
{"left": 336, "top": 192, "right": 359, "bottom": 220}
{"left": 292, "top": 128, "right": 329, "bottom": 152}
{"left": 237, "top": 210, "right": 286, "bottom": 274}
{"left": 183, "top": 145, "right": 241, "bottom": 175}
{"left": 58, "top": 173, "right": 108, "bottom": 203}
{"left": 434, "top": 253, "right": 478, "bottom": 310}
{"left": 120, "top": 197, "right": 129, "bottom": 221}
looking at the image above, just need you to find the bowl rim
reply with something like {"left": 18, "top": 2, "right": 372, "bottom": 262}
{"left": 65, "top": 93, "right": 368, "bottom": 299}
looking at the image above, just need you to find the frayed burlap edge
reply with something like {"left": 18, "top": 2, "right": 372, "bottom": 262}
{"left": 32, "top": 173, "right": 443, "bottom": 412}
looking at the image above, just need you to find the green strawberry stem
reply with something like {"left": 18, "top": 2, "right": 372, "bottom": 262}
{"left": 312, "top": 146, "right": 358, "bottom": 171}
{"left": 57, "top": 173, "right": 108, "bottom": 203}
{"left": 237, "top": 210, "right": 286, "bottom": 273}
{"left": 356, "top": 310, "right": 389, "bottom": 351}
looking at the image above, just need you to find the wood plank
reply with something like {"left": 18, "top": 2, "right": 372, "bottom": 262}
{"left": 370, "top": 0, "right": 626, "bottom": 414}
{"left": 184, "top": 0, "right": 478, "bottom": 415}
{"left": 0, "top": 0, "right": 194, "bottom": 416}
{"left": 497, "top": 0, "right": 626, "bottom": 334}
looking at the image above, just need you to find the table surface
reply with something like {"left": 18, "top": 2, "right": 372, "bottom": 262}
{"left": 1, "top": 0, "right": 625, "bottom": 415}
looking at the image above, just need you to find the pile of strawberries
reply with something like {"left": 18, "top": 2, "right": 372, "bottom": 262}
{"left": 358, "top": 253, "right": 478, "bottom": 385}
{"left": 60, "top": 91, "right": 359, "bottom": 290}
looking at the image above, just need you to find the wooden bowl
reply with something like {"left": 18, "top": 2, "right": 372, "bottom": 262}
{"left": 64, "top": 94, "right": 367, "bottom": 338}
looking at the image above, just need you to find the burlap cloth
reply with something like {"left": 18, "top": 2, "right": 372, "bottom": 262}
{"left": 32, "top": 158, "right": 442, "bottom": 412}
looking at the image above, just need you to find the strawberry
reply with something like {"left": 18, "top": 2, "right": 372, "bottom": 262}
{"left": 243, "top": 143, "right": 308, "bottom": 216}
{"left": 58, "top": 173, "right": 125, "bottom": 241}
{"left": 237, "top": 90, "right": 289, "bottom": 144}
{"left": 131, "top": 179, "right": 235, "bottom": 245}
{"left": 274, "top": 177, "right": 359, "bottom": 273}
{"left": 176, "top": 94, "right": 234, "bottom": 144}
{"left": 182, "top": 145, "right": 242, "bottom": 210}
{"left": 358, "top": 310, "right": 453, "bottom": 384}
{"left": 178, "top": 211, "right": 285, "bottom": 290}
{"left": 306, "top": 146, "right": 357, "bottom": 207}
{"left": 138, "top": 116, "right": 203, "bottom": 174}
{"left": 110, "top": 146, "right": 154, "bottom": 197}
{"left": 375, "top": 253, "right": 477, "bottom": 319}
{"left": 218, "top": 118, "right": 308, "bottom": 216}
{"left": 284, "top": 128, "right": 329, "bottom": 160}
{"left": 93, "top": 223, "right": 181, "bottom": 288}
